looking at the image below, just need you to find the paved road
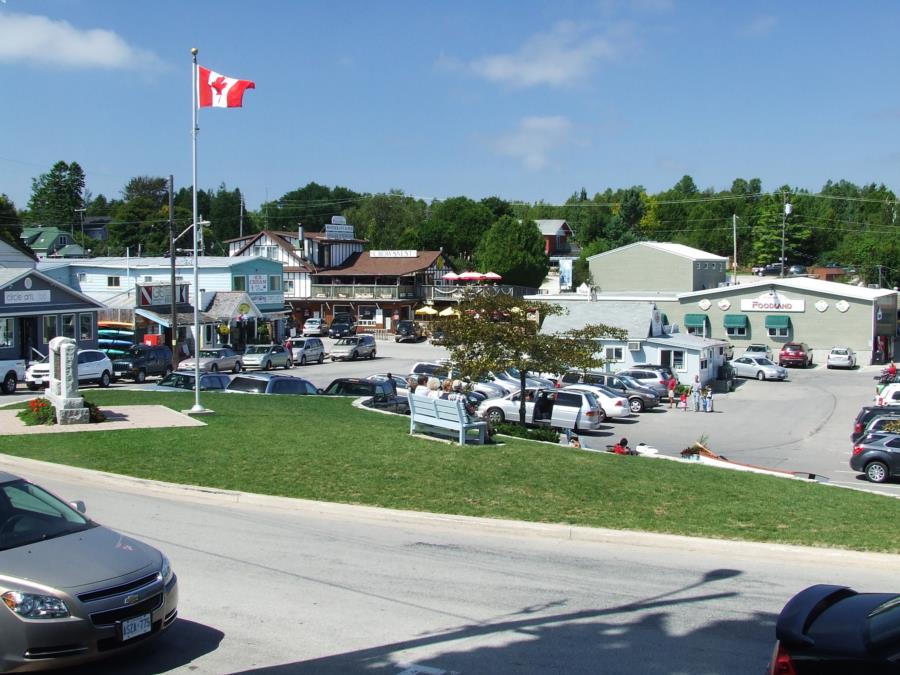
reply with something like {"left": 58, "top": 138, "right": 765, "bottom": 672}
{"left": 4, "top": 459, "right": 897, "bottom": 675}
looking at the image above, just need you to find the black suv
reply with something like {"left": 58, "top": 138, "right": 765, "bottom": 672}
{"left": 328, "top": 322, "right": 356, "bottom": 338}
{"left": 852, "top": 405, "right": 900, "bottom": 443}
{"left": 395, "top": 320, "right": 423, "bottom": 343}
{"left": 112, "top": 344, "right": 173, "bottom": 382}
{"left": 321, "top": 378, "right": 409, "bottom": 414}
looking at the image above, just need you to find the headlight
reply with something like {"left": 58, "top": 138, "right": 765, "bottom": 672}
{"left": 159, "top": 555, "right": 173, "bottom": 582}
{"left": 2, "top": 591, "right": 69, "bottom": 619}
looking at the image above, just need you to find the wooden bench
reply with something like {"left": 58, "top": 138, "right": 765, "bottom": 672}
{"left": 408, "top": 393, "right": 487, "bottom": 445}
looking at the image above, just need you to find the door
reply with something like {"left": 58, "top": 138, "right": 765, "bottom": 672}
{"left": 550, "top": 391, "right": 582, "bottom": 430}
{"left": 532, "top": 391, "right": 556, "bottom": 426}
{"left": 19, "top": 317, "right": 38, "bottom": 360}
{"left": 660, "top": 350, "right": 672, "bottom": 369}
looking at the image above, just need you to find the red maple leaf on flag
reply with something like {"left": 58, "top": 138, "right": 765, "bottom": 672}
{"left": 211, "top": 76, "right": 227, "bottom": 95}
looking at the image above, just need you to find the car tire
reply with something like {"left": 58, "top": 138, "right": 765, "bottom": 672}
{"left": 487, "top": 407, "right": 505, "bottom": 424}
{"left": 370, "top": 350, "right": 376, "bottom": 359}
{"left": 351, "top": 351, "right": 358, "bottom": 360}
{"left": 629, "top": 398, "right": 644, "bottom": 413}
{"left": 136, "top": 369, "right": 147, "bottom": 383}
{"left": 233, "top": 362, "right": 241, "bottom": 374}
{"left": 285, "top": 359, "right": 292, "bottom": 369}
{"left": 756, "top": 371, "right": 766, "bottom": 381}
{"left": 827, "top": 364, "right": 832, "bottom": 369}
{"left": 99, "top": 371, "right": 111, "bottom": 388}
{"left": 865, "top": 461, "right": 889, "bottom": 483}
{"left": 597, "top": 408, "right": 607, "bottom": 423}
{"left": 264, "top": 360, "right": 272, "bottom": 371}
{"left": 210, "top": 363, "right": 218, "bottom": 372}
{"left": 300, "top": 355, "right": 306, "bottom": 366}
{"left": 331, "top": 357, "right": 337, "bottom": 362}
{"left": 1, "top": 373, "right": 16, "bottom": 395}
{"left": 165, "top": 366, "right": 173, "bottom": 377}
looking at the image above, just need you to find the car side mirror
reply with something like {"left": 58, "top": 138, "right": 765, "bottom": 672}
{"left": 70, "top": 500, "right": 87, "bottom": 514}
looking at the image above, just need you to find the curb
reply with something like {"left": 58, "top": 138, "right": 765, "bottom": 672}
{"left": 0, "top": 451, "right": 896, "bottom": 567}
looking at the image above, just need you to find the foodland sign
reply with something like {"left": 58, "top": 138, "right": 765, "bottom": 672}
{"left": 740, "top": 291, "right": 805, "bottom": 312}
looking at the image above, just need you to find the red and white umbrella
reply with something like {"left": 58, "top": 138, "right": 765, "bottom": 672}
{"left": 458, "top": 271, "right": 486, "bottom": 281}
{"left": 483, "top": 271, "right": 502, "bottom": 281}
{"left": 442, "top": 271, "right": 460, "bottom": 281}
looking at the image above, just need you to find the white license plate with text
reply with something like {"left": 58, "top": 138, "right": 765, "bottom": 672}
{"left": 120, "top": 613, "right": 151, "bottom": 641}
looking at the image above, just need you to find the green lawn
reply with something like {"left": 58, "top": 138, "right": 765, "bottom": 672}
{"left": 2, "top": 391, "right": 899, "bottom": 553}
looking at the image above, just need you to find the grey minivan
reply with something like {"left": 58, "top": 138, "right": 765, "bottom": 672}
{"left": 287, "top": 337, "right": 325, "bottom": 365}
{"left": 560, "top": 371, "right": 660, "bottom": 412}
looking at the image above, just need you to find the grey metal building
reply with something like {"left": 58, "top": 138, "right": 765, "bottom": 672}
{"left": 588, "top": 241, "right": 727, "bottom": 293}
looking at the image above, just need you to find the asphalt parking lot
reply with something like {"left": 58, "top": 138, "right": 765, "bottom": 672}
{"left": 4, "top": 339, "right": 897, "bottom": 497}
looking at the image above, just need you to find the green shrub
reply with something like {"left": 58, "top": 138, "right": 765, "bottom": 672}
{"left": 17, "top": 398, "right": 55, "bottom": 425}
{"left": 495, "top": 422, "right": 560, "bottom": 443}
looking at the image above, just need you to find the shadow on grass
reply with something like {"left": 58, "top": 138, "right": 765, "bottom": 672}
{"left": 232, "top": 569, "right": 774, "bottom": 675}
{"left": 65, "top": 618, "right": 224, "bottom": 674}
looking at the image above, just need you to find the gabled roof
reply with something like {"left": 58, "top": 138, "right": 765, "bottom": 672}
{"left": 534, "top": 219, "right": 571, "bottom": 236}
{"left": 540, "top": 300, "right": 656, "bottom": 338}
{"left": 678, "top": 276, "right": 897, "bottom": 302}
{"left": 21, "top": 226, "right": 67, "bottom": 250}
{"left": 588, "top": 241, "right": 727, "bottom": 262}
{"left": 228, "top": 230, "right": 313, "bottom": 272}
{"left": 38, "top": 255, "right": 277, "bottom": 271}
{"left": 204, "top": 291, "right": 263, "bottom": 320}
{"left": 0, "top": 267, "right": 105, "bottom": 309}
{"left": 315, "top": 251, "right": 445, "bottom": 277}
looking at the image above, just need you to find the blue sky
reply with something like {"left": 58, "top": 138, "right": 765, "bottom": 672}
{"left": 1, "top": 1, "right": 899, "bottom": 212}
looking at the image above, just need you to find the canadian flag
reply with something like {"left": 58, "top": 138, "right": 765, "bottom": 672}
{"left": 198, "top": 66, "right": 255, "bottom": 108}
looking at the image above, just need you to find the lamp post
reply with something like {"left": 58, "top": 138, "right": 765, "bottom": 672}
{"left": 780, "top": 192, "right": 792, "bottom": 279}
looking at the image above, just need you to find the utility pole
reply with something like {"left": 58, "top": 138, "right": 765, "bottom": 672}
{"left": 169, "top": 175, "right": 179, "bottom": 370}
{"left": 780, "top": 190, "right": 792, "bottom": 279}
{"left": 239, "top": 192, "right": 245, "bottom": 239}
{"left": 74, "top": 208, "right": 86, "bottom": 244}
{"left": 732, "top": 213, "right": 738, "bottom": 285}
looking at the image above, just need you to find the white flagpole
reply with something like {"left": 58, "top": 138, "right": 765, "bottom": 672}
{"left": 190, "top": 48, "right": 205, "bottom": 413}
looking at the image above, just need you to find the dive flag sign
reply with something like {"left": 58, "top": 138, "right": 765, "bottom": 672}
{"left": 198, "top": 66, "right": 255, "bottom": 108}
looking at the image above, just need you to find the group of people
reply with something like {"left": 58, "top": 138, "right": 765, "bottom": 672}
{"left": 667, "top": 375, "right": 714, "bottom": 412}
{"left": 408, "top": 375, "right": 468, "bottom": 402}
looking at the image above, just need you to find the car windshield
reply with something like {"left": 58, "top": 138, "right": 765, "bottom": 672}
{"left": 199, "top": 350, "right": 222, "bottom": 358}
{"left": 832, "top": 349, "right": 848, "bottom": 355}
{"left": 159, "top": 373, "right": 194, "bottom": 389}
{"left": 0, "top": 479, "right": 97, "bottom": 551}
{"left": 245, "top": 346, "right": 270, "bottom": 354}
{"left": 755, "top": 358, "right": 776, "bottom": 366}
{"left": 618, "top": 375, "right": 641, "bottom": 388}
{"left": 289, "top": 340, "right": 306, "bottom": 347}
{"left": 227, "top": 376, "right": 269, "bottom": 393}
{"left": 335, "top": 338, "right": 358, "bottom": 346}
{"left": 325, "top": 381, "right": 373, "bottom": 396}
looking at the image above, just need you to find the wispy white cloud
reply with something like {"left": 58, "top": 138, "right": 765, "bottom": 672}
{"left": 0, "top": 12, "right": 162, "bottom": 69}
{"left": 742, "top": 14, "right": 778, "bottom": 36}
{"left": 470, "top": 21, "right": 623, "bottom": 88}
{"left": 493, "top": 116, "right": 574, "bottom": 170}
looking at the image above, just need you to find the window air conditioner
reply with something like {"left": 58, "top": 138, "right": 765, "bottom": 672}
{"left": 627, "top": 341, "right": 641, "bottom": 351}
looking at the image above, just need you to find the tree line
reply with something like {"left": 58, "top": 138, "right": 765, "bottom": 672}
{"left": 2, "top": 162, "right": 897, "bottom": 289}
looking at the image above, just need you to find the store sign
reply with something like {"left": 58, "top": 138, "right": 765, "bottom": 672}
{"left": 249, "top": 293, "right": 280, "bottom": 306}
{"left": 370, "top": 250, "right": 417, "bottom": 258}
{"left": 324, "top": 223, "right": 355, "bottom": 240}
{"left": 740, "top": 291, "right": 805, "bottom": 312}
{"left": 4, "top": 289, "right": 51, "bottom": 304}
{"left": 248, "top": 274, "right": 268, "bottom": 293}
{"left": 138, "top": 284, "right": 189, "bottom": 307}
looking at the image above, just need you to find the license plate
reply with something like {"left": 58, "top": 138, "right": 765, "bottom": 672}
{"left": 114, "top": 371, "right": 124, "bottom": 376}
{"left": 119, "top": 613, "right": 151, "bottom": 641}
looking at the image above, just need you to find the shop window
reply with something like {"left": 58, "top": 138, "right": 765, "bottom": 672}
{"left": 283, "top": 279, "right": 295, "bottom": 295}
{"left": 43, "top": 316, "right": 58, "bottom": 343}
{"left": 726, "top": 326, "right": 747, "bottom": 337}
{"left": 232, "top": 276, "right": 247, "bottom": 291}
{"left": 768, "top": 326, "right": 789, "bottom": 338}
{"left": 107, "top": 276, "right": 120, "bottom": 287}
{"left": 0, "top": 318, "right": 13, "bottom": 348}
{"left": 61, "top": 314, "right": 75, "bottom": 339}
{"left": 700, "top": 358, "right": 708, "bottom": 370}
{"left": 77, "top": 272, "right": 86, "bottom": 282}
{"left": 268, "top": 275, "right": 282, "bottom": 291}
{"left": 79, "top": 314, "right": 93, "bottom": 341}
{"left": 605, "top": 347, "right": 623, "bottom": 362}
{"left": 358, "top": 305, "right": 376, "bottom": 324}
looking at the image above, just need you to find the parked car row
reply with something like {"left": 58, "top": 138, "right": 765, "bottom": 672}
{"left": 849, "top": 404, "right": 900, "bottom": 483}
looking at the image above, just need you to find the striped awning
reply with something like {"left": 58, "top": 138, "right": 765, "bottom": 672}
{"left": 683, "top": 313, "right": 708, "bottom": 328}
{"left": 723, "top": 314, "right": 748, "bottom": 328}
{"left": 765, "top": 315, "right": 791, "bottom": 329}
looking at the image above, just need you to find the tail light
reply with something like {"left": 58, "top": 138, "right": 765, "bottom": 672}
{"left": 769, "top": 642, "right": 797, "bottom": 675}
{"left": 878, "top": 398, "right": 884, "bottom": 406}
{"left": 585, "top": 409, "right": 597, "bottom": 417}
{"left": 853, "top": 445, "right": 865, "bottom": 456}
{"left": 615, "top": 400, "right": 624, "bottom": 407}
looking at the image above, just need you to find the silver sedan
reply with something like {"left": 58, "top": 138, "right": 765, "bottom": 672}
{"left": 729, "top": 356, "right": 787, "bottom": 381}
{"left": 178, "top": 347, "right": 243, "bottom": 373}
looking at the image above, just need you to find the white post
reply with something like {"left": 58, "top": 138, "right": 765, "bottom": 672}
{"left": 190, "top": 48, "right": 205, "bottom": 413}
{"left": 732, "top": 213, "right": 738, "bottom": 285}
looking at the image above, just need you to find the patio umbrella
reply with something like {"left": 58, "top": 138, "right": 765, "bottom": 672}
{"left": 483, "top": 271, "right": 502, "bottom": 281}
{"left": 415, "top": 306, "right": 438, "bottom": 315}
{"left": 458, "top": 271, "right": 486, "bottom": 281}
{"left": 442, "top": 271, "right": 460, "bottom": 281}
{"left": 438, "top": 307, "right": 458, "bottom": 317}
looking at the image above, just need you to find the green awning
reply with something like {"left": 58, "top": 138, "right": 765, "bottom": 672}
{"left": 765, "top": 315, "right": 791, "bottom": 329}
{"left": 683, "top": 313, "right": 708, "bottom": 328}
{"left": 723, "top": 314, "right": 748, "bottom": 328}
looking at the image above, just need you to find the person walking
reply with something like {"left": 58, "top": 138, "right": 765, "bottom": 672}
{"left": 691, "top": 375, "right": 701, "bottom": 412}
{"left": 706, "top": 388, "right": 714, "bottom": 413}
{"left": 667, "top": 375, "right": 677, "bottom": 408}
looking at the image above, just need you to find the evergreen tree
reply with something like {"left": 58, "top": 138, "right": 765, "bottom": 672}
{"left": 26, "top": 160, "right": 85, "bottom": 229}
{"left": 474, "top": 216, "right": 548, "bottom": 287}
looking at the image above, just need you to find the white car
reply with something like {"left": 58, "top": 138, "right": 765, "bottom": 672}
{"left": 301, "top": 318, "right": 327, "bottom": 336}
{"left": 729, "top": 356, "right": 787, "bottom": 381}
{"left": 876, "top": 383, "right": 900, "bottom": 407}
{"left": 826, "top": 347, "right": 857, "bottom": 369}
{"left": 561, "top": 383, "right": 630, "bottom": 419}
{"left": 477, "top": 387, "right": 602, "bottom": 431}
{"left": 744, "top": 344, "right": 772, "bottom": 359}
{"left": 25, "top": 349, "right": 114, "bottom": 390}
{"left": 476, "top": 388, "right": 540, "bottom": 424}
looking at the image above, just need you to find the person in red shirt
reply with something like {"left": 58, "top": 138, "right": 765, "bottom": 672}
{"left": 667, "top": 376, "right": 677, "bottom": 408}
{"left": 613, "top": 438, "right": 634, "bottom": 455}
{"left": 889, "top": 362, "right": 897, "bottom": 378}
